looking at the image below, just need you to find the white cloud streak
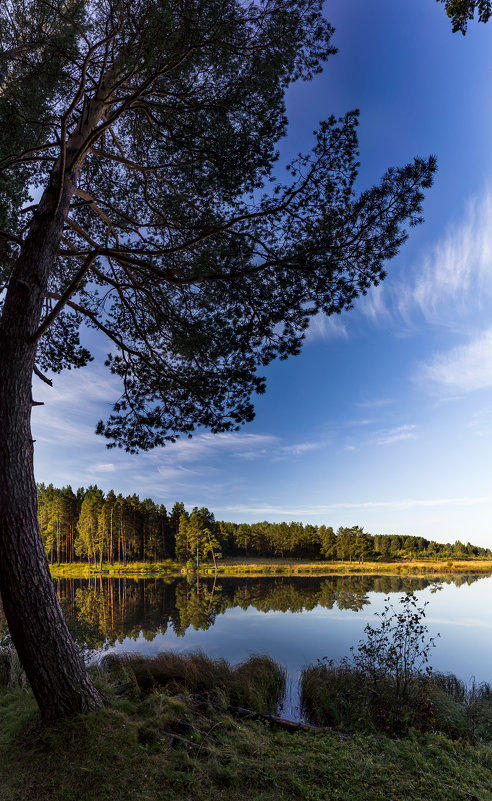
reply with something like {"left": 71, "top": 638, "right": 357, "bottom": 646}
{"left": 279, "top": 441, "right": 323, "bottom": 456}
{"left": 355, "top": 187, "right": 492, "bottom": 400}
{"left": 372, "top": 424, "right": 418, "bottom": 446}
{"left": 361, "top": 189, "right": 492, "bottom": 329}
{"left": 418, "top": 327, "right": 492, "bottom": 394}
{"left": 306, "top": 313, "right": 348, "bottom": 342}
{"left": 155, "top": 432, "right": 279, "bottom": 464}
{"left": 409, "top": 191, "right": 492, "bottom": 324}
{"left": 222, "top": 496, "right": 491, "bottom": 518}
{"left": 355, "top": 398, "right": 393, "bottom": 409}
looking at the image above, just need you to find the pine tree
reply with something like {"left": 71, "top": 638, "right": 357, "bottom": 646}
{"left": 75, "top": 487, "right": 104, "bottom": 566}
{"left": 0, "top": 0, "right": 435, "bottom": 720}
{"left": 320, "top": 525, "right": 337, "bottom": 560}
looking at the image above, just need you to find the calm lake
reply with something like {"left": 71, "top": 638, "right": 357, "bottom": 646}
{"left": 56, "top": 572, "right": 492, "bottom": 719}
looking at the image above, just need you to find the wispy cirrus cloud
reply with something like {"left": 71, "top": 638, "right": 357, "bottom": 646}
{"left": 357, "top": 188, "right": 492, "bottom": 402}
{"left": 468, "top": 407, "right": 492, "bottom": 438}
{"left": 408, "top": 191, "right": 492, "bottom": 324}
{"left": 221, "top": 495, "right": 491, "bottom": 518}
{"left": 306, "top": 313, "right": 348, "bottom": 342}
{"left": 417, "top": 326, "right": 492, "bottom": 394}
{"left": 154, "top": 432, "right": 279, "bottom": 464}
{"left": 372, "top": 424, "right": 418, "bottom": 446}
{"left": 361, "top": 189, "right": 492, "bottom": 329}
{"left": 32, "top": 361, "right": 121, "bottom": 447}
{"left": 34, "top": 368, "right": 327, "bottom": 500}
{"left": 355, "top": 398, "right": 394, "bottom": 409}
{"left": 279, "top": 441, "right": 323, "bottom": 457}
{"left": 92, "top": 463, "right": 116, "bottom": 473}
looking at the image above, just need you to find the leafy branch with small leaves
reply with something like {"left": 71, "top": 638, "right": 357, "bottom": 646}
{"left": 301, "top": 593, "right": 441, "bottom": 734}
{"left": 350, "top": 593, "right": 439, "bottom": 705}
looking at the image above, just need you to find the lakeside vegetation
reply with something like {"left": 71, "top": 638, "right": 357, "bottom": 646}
{"left": 49, "top": 556, "right": 492, "bottom": 580}
{"left": 300, "top": 594, "right": 492, "bottom": 742}
{"left": 1, "top": 648, "right": 492, "bottom": 801}
{"left": 39, "top": 484, "right": 492, "bottom": 571}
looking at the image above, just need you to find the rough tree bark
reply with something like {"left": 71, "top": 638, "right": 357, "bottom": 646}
{"left": 0, "top": 72, "right": 119, "bottom": 721}
{"left": 0, "top": 205, "right": 104, "bottom": 720}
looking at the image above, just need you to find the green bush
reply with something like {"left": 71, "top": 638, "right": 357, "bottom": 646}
{"left": 300, "top": 595, "right": 492, "bottom": 741}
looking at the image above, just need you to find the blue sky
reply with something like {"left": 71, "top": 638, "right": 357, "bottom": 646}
{"left": 32, "top": 0, "right": 492, "bottom": 547}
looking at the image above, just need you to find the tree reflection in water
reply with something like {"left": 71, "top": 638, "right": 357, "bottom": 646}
{"left": 8, "top": 573, "right": 478, "bottom": 655}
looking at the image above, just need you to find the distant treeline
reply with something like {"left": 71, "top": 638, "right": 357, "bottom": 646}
{"left": 37, "top": 484, "right": 492, "bottom": 567}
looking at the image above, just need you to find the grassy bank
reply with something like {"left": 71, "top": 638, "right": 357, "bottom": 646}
{"left": 301, "top": 662, "right": 492, "bottom": 740}
{"left": 48, "top": 556, "right": 492, "bottom": 579}
{"left": 1, "top": 665, "right": 492, "bottom": 801}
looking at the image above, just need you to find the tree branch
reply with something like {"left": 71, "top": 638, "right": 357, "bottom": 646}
{"left": 0, "top": 228, "right": 22, "bottom": 246}
{"left": 51, "top": 296, "right": 143, "bottom": 358}
{"left": 30, "top": 250, "right": 100, "bottom": 344}
{"left": 33, "top": 364, "right": 53, "bottom": 386}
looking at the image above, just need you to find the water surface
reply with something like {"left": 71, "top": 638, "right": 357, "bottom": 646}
{"left": 56, "top": 572, "right": 492, "bottom": 719}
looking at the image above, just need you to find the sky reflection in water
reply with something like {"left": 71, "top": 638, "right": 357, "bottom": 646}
{"left": 58, "top": 573, "right": 492, "bottom": 719}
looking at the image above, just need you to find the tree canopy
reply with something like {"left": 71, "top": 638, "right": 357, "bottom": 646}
{"left": 0, "top": 0, "right": 436, "bottom": 720}
{"left": 438, "top": 0, "right": 492, "bottom": 33}
{"left": 0, "top": 0, "right": 434, "bottom": 452}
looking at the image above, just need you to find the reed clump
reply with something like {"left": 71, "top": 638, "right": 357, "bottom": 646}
{"left": 301, "top": 662, "right": 492, "bottom": 742}
{"left": 427, "top": 673, "right": 492, "bottom": 742}
{"left": 100, "top": 651, "right": 286, "bottom": 714}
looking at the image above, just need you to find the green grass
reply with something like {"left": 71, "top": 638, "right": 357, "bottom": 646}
{"left": 0, "top": 680, "right": 492, "bottom": 801}
{"left": 300, "top": 660, "right": 492, "bottom": 743}
{"left": 48, "top": 556, "right": 492, "bottom": 580}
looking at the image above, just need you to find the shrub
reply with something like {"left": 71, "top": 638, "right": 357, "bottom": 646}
{"left": 301, "top": 595, "right": 492, "bottom": 741}
{"left": 301, "top": 594, "right": 439, "bottom": 735}
{"left": 350, "top": 594, "right": 438, "bottom": 701}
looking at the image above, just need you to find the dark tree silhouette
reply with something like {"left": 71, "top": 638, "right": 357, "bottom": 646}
{"left": 438, "top": 0, "right": 491, "bottom": 33}
{"left": 0, "top": 0, "right": 435, "bottom": 720}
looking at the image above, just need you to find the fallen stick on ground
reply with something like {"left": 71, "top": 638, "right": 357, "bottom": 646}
{"left": 228, "top": 705, "right": 326, "bottom": 733}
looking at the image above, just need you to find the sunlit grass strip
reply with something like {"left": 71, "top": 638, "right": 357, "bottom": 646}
{"left": 49, "top": 560, "right": 182, "bottom": 578}
{"left": 49, "top": 557, "right": 492, "bottom": 579}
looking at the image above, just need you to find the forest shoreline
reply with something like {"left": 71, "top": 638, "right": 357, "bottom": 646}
{"left": 48, "top": 556, "right": 492, "bottom": 579}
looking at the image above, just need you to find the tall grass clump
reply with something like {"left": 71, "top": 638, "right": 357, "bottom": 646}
{"left": 426, "top": 673, "right": 492, "bottom": 742}
{"left": 100, "top": 651, "right": 286, "bottom": 714}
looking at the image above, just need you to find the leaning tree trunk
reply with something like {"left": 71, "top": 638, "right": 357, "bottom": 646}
{"left": 0, "top": 188, "right": 104, "bottom": 721}
{"left": 0, "top": 70, "right": 120, "bottom": 719}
